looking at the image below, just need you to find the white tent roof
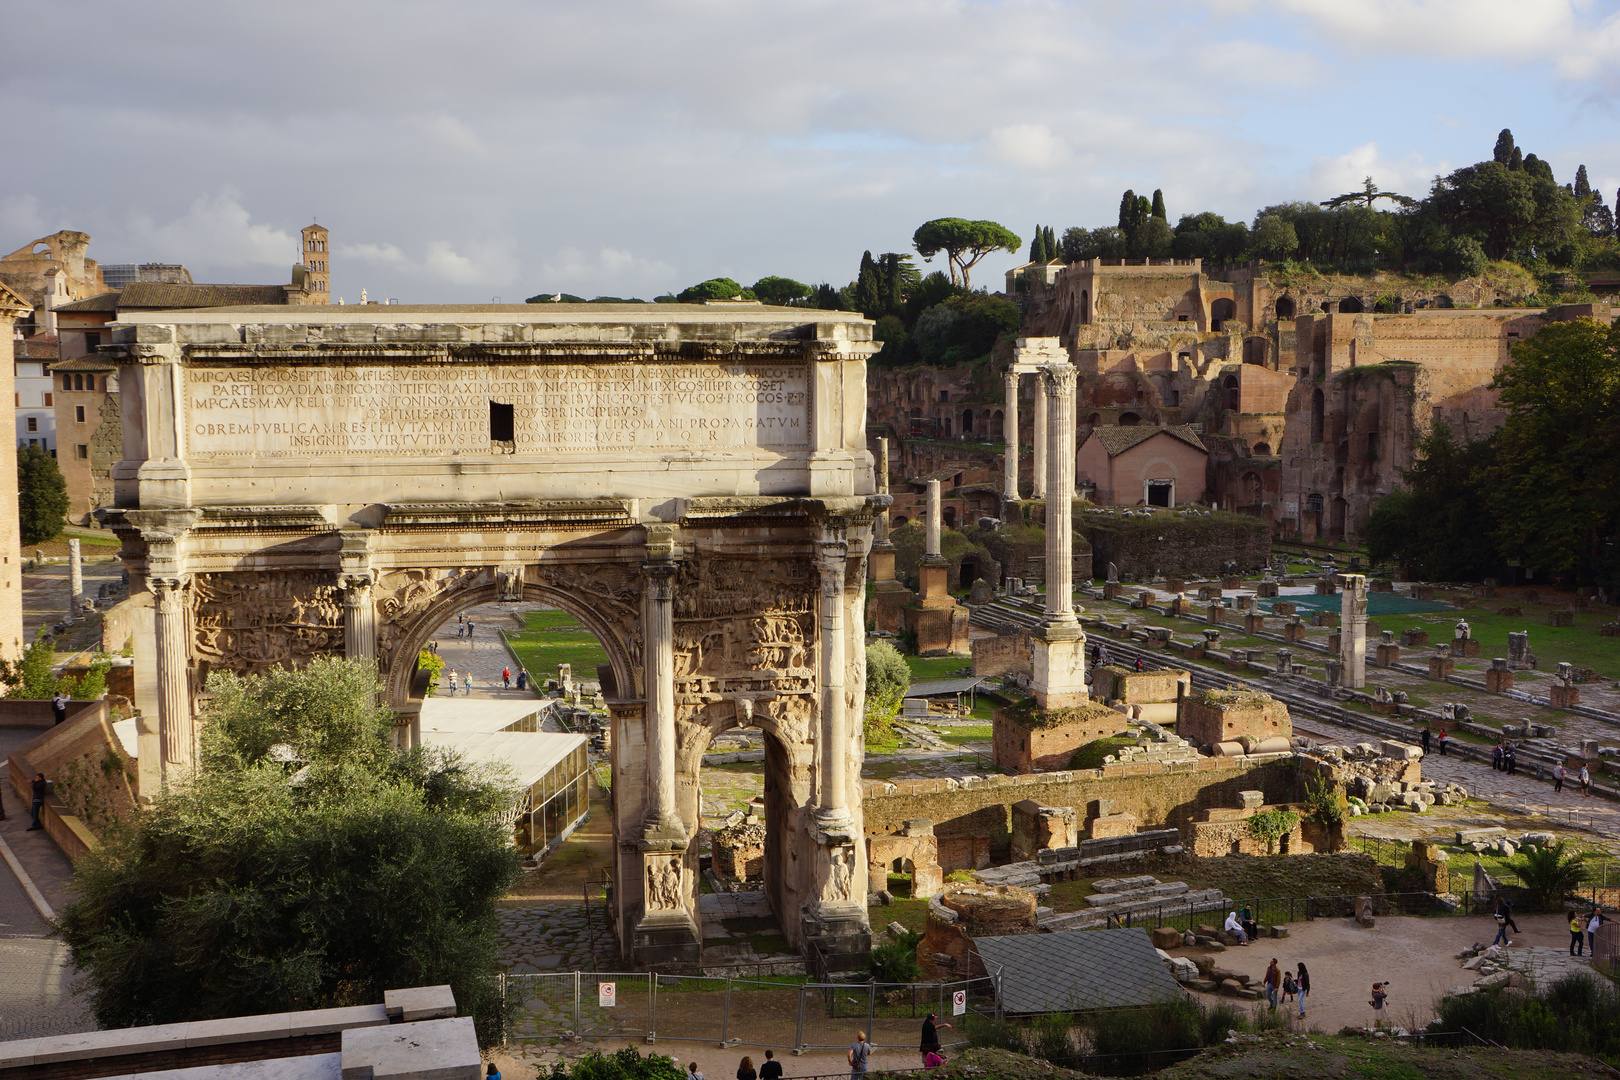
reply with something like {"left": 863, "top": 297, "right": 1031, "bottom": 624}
{"left": 424, "top": 730, "right": 585, "bottom": 791}
{"left": 418, "top": 698, "right": 547, "bottom": 735}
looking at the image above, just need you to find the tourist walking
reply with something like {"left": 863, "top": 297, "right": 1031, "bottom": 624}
{"left": 1581, "top": 764, "right": 1592, "bottom": 796}
{"left": 1555, "top": 762, "right": 1566, "bottom": 793}
{"left": 502, "top": 667, "right": 511, "bottom": 689}
{"left": 1438, "top": 729, "right": 1449, "bottom": 755}
{"left": 486, "top": 1065, "right": 500, "bottom": 1080}
{"left": 517, "top": 669, "right": 528, "bottom": 691}
{"left": 688, "top": 1064, "right": 704, "bottom": 1080}
{"left": 847, "top": 1031, "right": 871, "bottom": 1080}
{"left": 1492, "top": 742, "right": 1503, "bottom": 771}
{"left": 736, "top": 1056, "right": 756, "bottom": 1080}
{"left": 51, "top": 691, "right": 68, "bottom": 726}
{"left": 463, "top": 673, "right": 473, "bottom": 695}
{"left": 446, "top": 668, "right": 458, "bottom": 694}
{"left": 1369, "top": 982, "right": 1388, "bottom": 1027}
{"left": 920, "top": 1013, "right": 951, "bottom": 1067}
{"left": 27, "top": 772, "right": 47, "bottom": 830}
{"left": 1420, "top": 727, "right": 1431, "bottom": 754}
{"left": 1263, "top": 958, "right": 1281, "bottom": 1009}
{"left": 1505, "top": 743, "right": 1517, "bottom": 775}
{"left": 1295, "top": 962, "right": 1310, "bottom": 1018}
{"left": 759, "top": 1050, "right": 782, "bottom": 1080}
{"left": 1588, "top": 907, "right": 1609, "bottom": 953}
{"left": 1571, "top": 911, "right": 1586, "bottom": 956}
{"left": 1492, "top": 898, "right": 1515, "bottom": 947}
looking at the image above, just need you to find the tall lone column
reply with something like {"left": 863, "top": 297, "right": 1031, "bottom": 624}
{"left": 925, "top": 479, "right": 942, "bottom": 556}
{"left": 151, "top": 576, "right": 194, "bottom": 776}
{"left": 1041, "top": 365, "right": 1078, "bottom": 624}
{"left": 875, "top": 438, "right": 892, "bottom": 543}
{"left": 68, "top": 539, "right": 83, "bottom": 621}
{"left": 642, "top": 562, "right": 682, "bottom": 838}
{"left": 1340, "top": 573, "right": 1368, "bottom": 689}
{"left": 1032, "top": 386, "right": 1048, "bottom": 498}
{"left": 1003, "top": 371, "right": 1020, "bottom": 501}
{"left": 816, "top": 527, "right": 851, "bottom": 827}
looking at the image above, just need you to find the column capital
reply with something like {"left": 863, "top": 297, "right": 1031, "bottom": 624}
{"left": 1040, "top": 363, "right": 1078, "bottom": 395}
{"left": 149, "top": 574, "right": 190, "bottom": 612}
{"left": 641, "top": 560, "right": 679, "bottom": 602}
{"left": 338, "top": 572, "right": 375, "bottom": 602}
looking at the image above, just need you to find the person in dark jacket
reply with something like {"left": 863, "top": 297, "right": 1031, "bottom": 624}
{"left": 920, "top": 1013, "right": 952, "bottom": 1067}
{"left": 1295, "top": 962, "right": 1310, "bottom": 1017}
{"left": 28, "top": 773, "right": 48, "bottom": 830}
{"left": 736, "top": 1056, "right": 756, "bottom": 1080}
{"left": 758, "top": 1049, "right": 782, "bottom": 1080}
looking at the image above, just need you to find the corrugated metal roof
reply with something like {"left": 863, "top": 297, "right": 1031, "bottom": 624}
{"left": 904, "top": 677, "right": 984, "bottom": 698}
{"left": 974, "top": 928, "right": 1184, "bottom": 1014}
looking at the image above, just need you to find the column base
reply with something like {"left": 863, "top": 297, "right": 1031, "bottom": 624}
{"left": 1032, "top": 622, "right": 1089, "bottom": 709}
{"left": 801, "top": 903, "right": 872, "bottom": 974}
{"left": 632, "top": 910, "right": 702, "bottom": 967}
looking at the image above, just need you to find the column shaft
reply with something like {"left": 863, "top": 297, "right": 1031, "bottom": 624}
{"left": 1042, "top": 365, "right": 1078, "bottom": 623}
{"left": 342, "top": 578, "right": 376, "bottom": 664}
{"left": 1003, "top": 372, "right": 1020, "bottom": 500}
{"left": 642, "top": 563, "right": 681, "bottom": 836}
{"left": 68, "top": 539, "right": 83, "bottom": 620}
{"left": 152, "top": 577, "right": 194, "bottom": 775}
{"left": 817, "top": 531, "right": 850, "bottom": 823}
{"left": 1032, "top": 387, "right": 1048, "bottom": 498}
{"left": 925, "top": 480, "right": 942, "bottom": 556}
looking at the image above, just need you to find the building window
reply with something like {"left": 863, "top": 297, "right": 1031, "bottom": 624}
{"left": 75, "top": 444, "right": 88, "bottom": 459}
{"left": 25, "top": 417, "right": 37, "bottom": 432}
{"left": 42, "top": 393, "right": 51, "bottom": 406}
{"left": 84, "top": 332, "right": 100, "bottom": 352}
{"left": 75, "top": 405, "right": 86, "bottom": 423}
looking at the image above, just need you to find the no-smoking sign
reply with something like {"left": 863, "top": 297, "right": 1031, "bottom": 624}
{"left": 599, "top": 982, "right": 617, "bottom": 1008}
{"left": 952, "top": 990, "right": 966, "bottom": 1016}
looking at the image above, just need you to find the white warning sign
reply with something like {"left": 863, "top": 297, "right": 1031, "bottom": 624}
{"left": 952, "top": 989, "right": 967, "bottom": 1015}
{"left": 599, "top": 982, "right": 617, "bottom": 1008}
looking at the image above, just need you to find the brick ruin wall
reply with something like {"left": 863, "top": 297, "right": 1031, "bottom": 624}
{"left": 1080, "top": 515, "right": 1270, "bottom": 578}
{"left": 863, "top": 754, "right": 1308, "bottom": 866}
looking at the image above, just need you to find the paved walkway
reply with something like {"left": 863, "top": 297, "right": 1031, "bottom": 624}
{"left": 498, "top": 903, "right": 619, "bottom": 974}
{"left": 429, "top": 603, "right": 548, "bottom": 701}
{"left": 0, "top": 727, "right": 96, "bottom": 1040}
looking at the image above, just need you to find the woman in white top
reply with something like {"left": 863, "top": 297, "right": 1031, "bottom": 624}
{"left": 1223, "top": 911, "right": 1249, "bottom": 944}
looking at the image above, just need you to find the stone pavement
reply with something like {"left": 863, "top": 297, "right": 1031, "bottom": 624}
{"left": 1293, "top": 715, "right": 1620, "bottom": 839}
{"left": 497, "top": 903, "right": 620, "bottom": 974}
{"left": 0, "top": 728, "right": 96, "bottom": 1040}
{"left": 22, "top": 559, "right": 123, "bottom": 641}
{"left": 429, "top": 602, "right": 551, "bottom": 703}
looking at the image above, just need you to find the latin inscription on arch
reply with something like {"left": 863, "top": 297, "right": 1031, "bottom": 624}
{"left": 184, "top": 362, "right": 809, "bottom": 456}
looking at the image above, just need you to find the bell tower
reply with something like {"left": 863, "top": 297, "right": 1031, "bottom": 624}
{"left": 300, "top": 223, "right": 330, "bottom": 304}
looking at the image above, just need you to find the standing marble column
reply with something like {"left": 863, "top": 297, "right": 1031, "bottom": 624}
{"left": 641, "top": 562, "right": 682, "bottom": 838}
{"left": 875, "top": 437, "right": 891, "bottom": 543}
{"left": 925, "top": 479, "right": 942, "bottom": 556}
{"left": 1041, "top": 365, "right": 1078, "bottom": 625}
{"left": 816, "top": 528, "right": 851, "bottom": 826}
{"left": 150, "top": 575, "right": 194, "bottom": 776}
{"left": 68, "top": 539, "right": 83, "bottom": 621}
{"left": 341, "top": 574, "right": 376, "bottom": 666}
{"left": 1340, "top": 573, "right": 1368, "bottom": 689}
{"left": 1003, "top": 372, "right": 1020, "bottom": 501}
{"left": 1032, "top": 387, "right": 1048, "bottom": 498}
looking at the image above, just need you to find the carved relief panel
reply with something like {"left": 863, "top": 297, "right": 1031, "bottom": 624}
{"left": 672, "top": 556, "right": 816, "bottom": 697}
{"left": 191, "top": 571, "right": 343, "bottom": 676}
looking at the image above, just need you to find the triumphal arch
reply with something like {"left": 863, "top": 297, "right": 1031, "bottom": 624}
{"left": 99, "top": 304, "right": 880, "bottom": 968}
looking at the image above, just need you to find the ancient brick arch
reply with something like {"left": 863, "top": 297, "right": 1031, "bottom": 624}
{"left": 99, "top": 305, "right": 882, "bottom": 971}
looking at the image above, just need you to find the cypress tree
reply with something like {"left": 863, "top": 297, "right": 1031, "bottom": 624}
{"left": 1493, "top": 128, "right": 1516, "bottom": 165}
{"left": 1574, "top": 165, "right": 1592, "bottom": 201}
{"left": 17, "top": 444, "right": 68, "bottom": 546}
{"left": 1045, "top": 226, "right": 1057, "bottom": 260}
{"left": 1151, "top": 189, "right": 1166, "bottom": 221}
{"left": 1508, "top": 146, "right": 1523, "bottom": 171}
{"left": 1118, "top": 191, "right": 1136, "bottom": 231}
{"left": 1029, "top": 226, "right": 1043, "bottom": 263}
{"left": 855, "top": 251, "right": 881, "bottom": 318}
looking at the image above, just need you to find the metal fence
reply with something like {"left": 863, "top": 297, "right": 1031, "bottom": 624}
{"left": 499, "top": 971, "right": 999, "bottom": 1050}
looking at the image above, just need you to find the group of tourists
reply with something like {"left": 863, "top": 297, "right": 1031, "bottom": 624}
{"left": 1553, "top": 760, "right": 1593, "bottom": 796}
{"left": 695, "top": 1017, "right": 950, "bottom": 1080}
{"left": 1260, "top": 958, "right": 1312, "bottom": 1018}
{"left": 1491, "top": 741, "right": 1520, "bottom": 774}
{"left": 1569, "top": 906, "right": 1610, "bottom": 956}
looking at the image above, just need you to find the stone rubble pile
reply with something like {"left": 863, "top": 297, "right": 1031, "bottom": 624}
{"left": 1447, "top": 943, "right": 1590, "bottom": 998}
{"left": 1343, "top": 775, "right": 1466, "bottom": 815}
{"left": 1452, "top": 827, "right": 1555, "bottom": 856}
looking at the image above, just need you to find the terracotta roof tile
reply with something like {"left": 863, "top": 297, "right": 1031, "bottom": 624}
{"left": 1089, "top": 424, "right": 1207, "bottom": 458}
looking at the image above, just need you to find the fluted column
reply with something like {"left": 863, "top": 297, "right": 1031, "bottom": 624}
{"left": 1032, "top": 384, "right": 1047, "bottom": 498}
{"left": 925, "top": 480, "right": 942, "bottom": 556}
{"left": 1003, "top": 372, "right": 1020, "bottom": 500}
{"left": 341, "top": 574, "right": 376, "bottom": 666}
{"left": 68, "top": 539, "right": 83, "bottom": 621}
{"left": 641, "top": 562, "right": 682, "bottom": 839}
{"left": 816, "top": 527, "right": 851, "bottom": 826}
{"left": 1041, "top": 365, "right": 1078, "bottom": 625}
{"left": 151, "top": 575, "right": 195, "bottom": 776}
{"left": 875, "top": 437, "right": 891, "bottom": 544}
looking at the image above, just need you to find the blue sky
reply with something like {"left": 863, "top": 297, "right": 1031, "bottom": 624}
{"left": 2, "top": 0, "right": 1616, "bottom": 302}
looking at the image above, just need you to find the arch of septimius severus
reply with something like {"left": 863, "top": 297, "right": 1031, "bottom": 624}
{"left": 97, "top": 304, "right": 880, "bottom": 968}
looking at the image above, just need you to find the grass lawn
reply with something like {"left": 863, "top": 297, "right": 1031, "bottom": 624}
{"left": 904, "top": 655, "right": 974, "bottom": 681}
{"left": 505, "top": 608, "right": 610, "bottom": 683}
{"left": 1066, "top": 733, "right": 1136, "bottom": 770}
{"left": 934, "top": 724, "right": 993, "bottom": 747}
{"left": 1372, "top": 606, "right": 1620, "bottom": 679}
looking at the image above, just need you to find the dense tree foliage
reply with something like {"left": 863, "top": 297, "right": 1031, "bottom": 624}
{"left": 676, "top": 277, "right": 753, "bottom": 302}
{"left": 1368, "top": 318, "right": 1620, "bottom": 589}
{"left": 59, "top": 657, "right": 520, "bottom": 1045}
{"left": 18, "top": 444, "right": 68, "bottom": 545}
{"left": 749, "top": 276, "right": 811, "bottom": 306}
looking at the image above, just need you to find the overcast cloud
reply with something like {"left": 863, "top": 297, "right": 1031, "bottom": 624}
{"left": 2, "top": 0, "right": 1617, "bottom": 302}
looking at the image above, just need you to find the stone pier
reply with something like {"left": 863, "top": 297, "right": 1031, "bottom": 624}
{"left": 1030, "top": 362, "right": 1088, "bottom": 709}
{"left": 1339, "top": 573, "right": 1367, "bottom": 689}
{"left": 907, "top": 479, "right": 969, "bottom": 654}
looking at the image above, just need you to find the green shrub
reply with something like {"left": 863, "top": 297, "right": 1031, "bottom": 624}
{"left": 546, "top": 1045, "right": 685, "bottom": 1080}
{"left": 1514, "top": 841, "right": 1588, "bottom": 911}
{"left": 868, "top": 931, "right": 922, "bottom": 983}
{"left": 1245, "top": 810, "right": 1300, "bottom": 854}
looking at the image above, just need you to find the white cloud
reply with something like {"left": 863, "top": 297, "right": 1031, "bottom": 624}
{"left": 986, "top": 123, "right": 1066, "bottom": 169}
{"left": 337, "top": 241, "right": 412, "bottom": 269}
{"left": 1303, "top": 142, "right": 1446, "bottom": 204}
{"left": 535, "top": 247, "right": 680, "bottom": 299}
{"left": 408, "top": 111, "right": 488, "bottom": 157}
{"left": 125, "top": 190, "right": 299, "bottom": 270}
